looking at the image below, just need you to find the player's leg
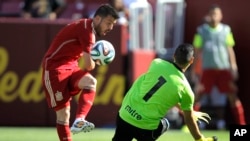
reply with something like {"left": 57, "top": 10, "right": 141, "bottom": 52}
{"left": 210, "top": 88, "right": 227, "bottom": 129}
{"left": 160, "top": 118, "right": 170, "bottom": 134}
{"left": 217, "top": 70, "right": 246, "bottom": 125}
{"left": 194, "top": 70, "right": 214, "bottom": 111}
{"left": 70, "top": 70, "right": 96, "bottom": 134}
{"left": 227, "top": 93, "right": 245, "bottom": 125}
{"left": 56, "top": 106, "right": 72, "bottom": 141}
{"left": 42, "top": 69, "right": 73, "bottom": 141}
{"left": 112, "top": 114, "right": 134, "bottom": 141}
{"left": 136, "top": 118, "right": 170, "bottom": 141}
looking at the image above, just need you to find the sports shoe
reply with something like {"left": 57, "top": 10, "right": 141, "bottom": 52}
{"left": 70, "top": 119, "right": 95, "bottom": 134}
{"left": 161, "top": 118, "right": 170, "bottom": 134}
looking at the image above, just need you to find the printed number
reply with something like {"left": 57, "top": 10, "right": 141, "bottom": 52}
{"left": 143, "top": 76, "right": 166, "bottom": 102}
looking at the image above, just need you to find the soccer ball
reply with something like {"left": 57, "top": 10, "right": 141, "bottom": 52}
{"left": 90, "top": 40, "right": 115, "bottom": 65}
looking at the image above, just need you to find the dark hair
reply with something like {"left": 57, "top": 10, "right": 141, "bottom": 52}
{"left": 174, "top": 43, "right": 194, "bottom": 65}
{"left": 209, "top": 4, "right": 221, "bottom": 12}
{"left": 94, "top": 4, "right": 120, "bottom": 19}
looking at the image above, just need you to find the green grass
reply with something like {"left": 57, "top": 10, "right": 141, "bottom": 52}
{"left": 0, "top": 127, "right": 229, "bottom": 141}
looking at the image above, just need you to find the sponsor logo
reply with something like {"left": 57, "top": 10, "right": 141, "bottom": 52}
{"left": 125, "top": 105, "right": 142, "bottom": 120}
{"left": 55, "top": 91, "right": 63, "bottom": 101}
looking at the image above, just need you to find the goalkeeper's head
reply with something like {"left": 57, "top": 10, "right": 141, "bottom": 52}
{"left": 173, "top": 43, "right": 194, "bottom": 72}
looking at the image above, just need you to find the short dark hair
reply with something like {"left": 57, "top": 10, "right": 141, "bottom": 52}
{"left": 174, "top": 43, "right": 194, "bottom": 65}
{"left": 209, "top": 4, "right": 221, "bottom": 12}
{"left": 94, "top": 4, "right": 120, "bottom": 19}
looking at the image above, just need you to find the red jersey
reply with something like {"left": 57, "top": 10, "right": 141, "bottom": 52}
{"left": 43, "top": 19, "right": 96, "bottom": 70}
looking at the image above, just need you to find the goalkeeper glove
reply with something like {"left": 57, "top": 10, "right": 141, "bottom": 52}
{"left": 196, "top": 136, "right": 218, "bottom": 141}
{"left": 193, "top": 111, "right": 211, "bottom": 124}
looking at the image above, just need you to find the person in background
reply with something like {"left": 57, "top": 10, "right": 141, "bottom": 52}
{"left": 122, "top": 0, "right": 137, "bottom": 10}
{"left": 41, "top": 4, "right": 119, "bottom": 141}
{"left": 21, "top": 0, "right": 66, "bottom": 20}
{"left": 109, "top": 0, "right": 129, "bottom": 25}
{"left": 191, "top": 15, "right": 228, "bottom": 130}
{"left": 112, "top": 43, "right": 216, "bottom": 141}
{"left": 191, "top": 4, "right": 246, "bottom": 126}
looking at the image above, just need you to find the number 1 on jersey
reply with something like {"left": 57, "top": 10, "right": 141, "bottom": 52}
{"left": 143, "top": 76, "right": 166, "bottom": 102}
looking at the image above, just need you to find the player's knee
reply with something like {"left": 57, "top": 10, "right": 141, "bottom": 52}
{"left": 56, "top": 107, "right": 71, "bottom": 124}
{"left": 78, "top": 74, "right": 97, "bottom": 90}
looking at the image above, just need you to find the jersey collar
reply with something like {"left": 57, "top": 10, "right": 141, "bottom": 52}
{"left": 173, "top": 62, "right": 184, "bottom": 73}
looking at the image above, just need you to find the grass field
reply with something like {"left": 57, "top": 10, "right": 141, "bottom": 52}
{"left": 0, "top": 127, "right": 229, "bottom": 141}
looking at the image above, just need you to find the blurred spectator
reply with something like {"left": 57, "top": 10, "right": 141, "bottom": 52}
{"left": 191, "top": 4, "right": 246, "bottom": 128}
{"left": 21, "top": 0, "right": 66, "bottom": 20}
{"left": 109, "top": 0, "right": 129, "bottom": 25}
{"left": 58, "top": 0, "right": 86, "bottom": 20}
{"left": 123, "top": 0, "right": 137, "bottom": 9}
{"left": 71, "top": 0, "right": 85, "bottom": 19}
{"left": 0, "top": 0, "right": 23, "bottom": 17}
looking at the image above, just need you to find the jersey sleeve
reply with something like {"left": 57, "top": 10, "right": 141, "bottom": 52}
{"left": 226, "top": 32, "right": 235, "bottom": 47}
{"left": 223, "top": 25, "right": 235, "bottom": 48}
{"left": 179, "top": 85, "right": 195, "bottom": 111}
{"left": 193, "top": 33, "right": 203, "bottom": 49}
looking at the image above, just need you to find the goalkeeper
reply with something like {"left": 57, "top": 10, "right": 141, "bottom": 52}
{"left": 112, "top": 43, "right": 217, "bottom": 141}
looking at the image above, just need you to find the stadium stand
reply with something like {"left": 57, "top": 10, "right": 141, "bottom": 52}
{"left": 0, "top": 0, "right": 23, "bottom": 17}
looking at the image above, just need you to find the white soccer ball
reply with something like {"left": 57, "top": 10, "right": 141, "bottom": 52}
{"left": 90, "top": 40, "right": 115, "bottom": 65}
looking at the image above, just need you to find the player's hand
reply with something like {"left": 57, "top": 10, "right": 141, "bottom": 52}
{"left": 94, "top": 59, "right": 101, "bottom": 65}
{"left": 196, "top": 136, "right": 218, "bottom": 141}
{"left": 193, "top": 111, "right": 211, "bottom": 124}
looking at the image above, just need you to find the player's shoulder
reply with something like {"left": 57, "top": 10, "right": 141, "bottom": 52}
{"left": 197, "top": 23, "right": 208, "bottom": 29}
{"left": 69, "top": 18, "right": 92, "bottom": 26}
{"left": 196, "top": 23, "right": 209, "bottom": 33}
{"left": 220, "top": 23, "right": 232, "bottom": 32}
{"left": 220, "top": 23, "right": 230, "bottom": 27}
{"left": 153, "top": 58, "right": 163, "bottom": 62}
{"left": 151, "top": 58, "right": 170, "bottom": 66}
{"left": 150, "top": 58, "right": 173, "bottom": 71}
{"left": 152, "top": 58, "right": 169, "bottom": 63}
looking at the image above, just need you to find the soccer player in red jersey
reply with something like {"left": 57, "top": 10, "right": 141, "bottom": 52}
{"left": 41, "top": 4, "right": 119, "bottom": 141}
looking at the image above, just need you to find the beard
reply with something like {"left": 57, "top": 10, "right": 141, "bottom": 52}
{"left": 95, "top": 27, "right": 101, "bottom": 37}
{"left": 94, "top": 21, "right": 103, "bottom": 37}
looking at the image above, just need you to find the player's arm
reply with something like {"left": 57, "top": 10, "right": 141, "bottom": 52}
{"left": 181, "top": 83, "right": 216, "bottom": 141}
{"left": 79, "top": 30, "right": 96, "bottom": 71}
{"left": 228, "top": 47, "right": 238, "bottom": 79}
{"left": 183, "top": 110, "right": 203, "bottom": 140}
{"left": 191, "top": 34, "right": 203, "bottom": 83}
{"left": 183, "top": 110, "right": 216, "bottom": 141}
{"left": 226, "top": 32, "right": 238, "bottom": 80}
{"left": 82, "top": 52, "right": 96, "bottom": 71}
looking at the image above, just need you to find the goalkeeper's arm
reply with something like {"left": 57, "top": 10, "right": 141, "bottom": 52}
{"left": 175, "top": 103, "right": 211, "bottom": 124}
{"left": 193, "top": 110, "right": 211, "bottom": 124}
{"left": 183, "top": 110, "right": 217, "bottom": 141}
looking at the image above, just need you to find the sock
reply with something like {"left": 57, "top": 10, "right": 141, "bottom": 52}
{"left": 231, "top": 102, "right": 246, "bottom": 125}
{"left": 56, "top": 123, "right": 72, "bottom": 141}
{"left": 76, "top": 89, "right": 96, "bottom": 118}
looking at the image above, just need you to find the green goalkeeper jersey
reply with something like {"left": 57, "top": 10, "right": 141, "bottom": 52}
{"left": 119, "top": 58, "right": 195, "bottom": 130}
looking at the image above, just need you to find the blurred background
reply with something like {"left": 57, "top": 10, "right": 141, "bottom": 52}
{"left": 0, "top": 0, "right": 249, "bottom": 130}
